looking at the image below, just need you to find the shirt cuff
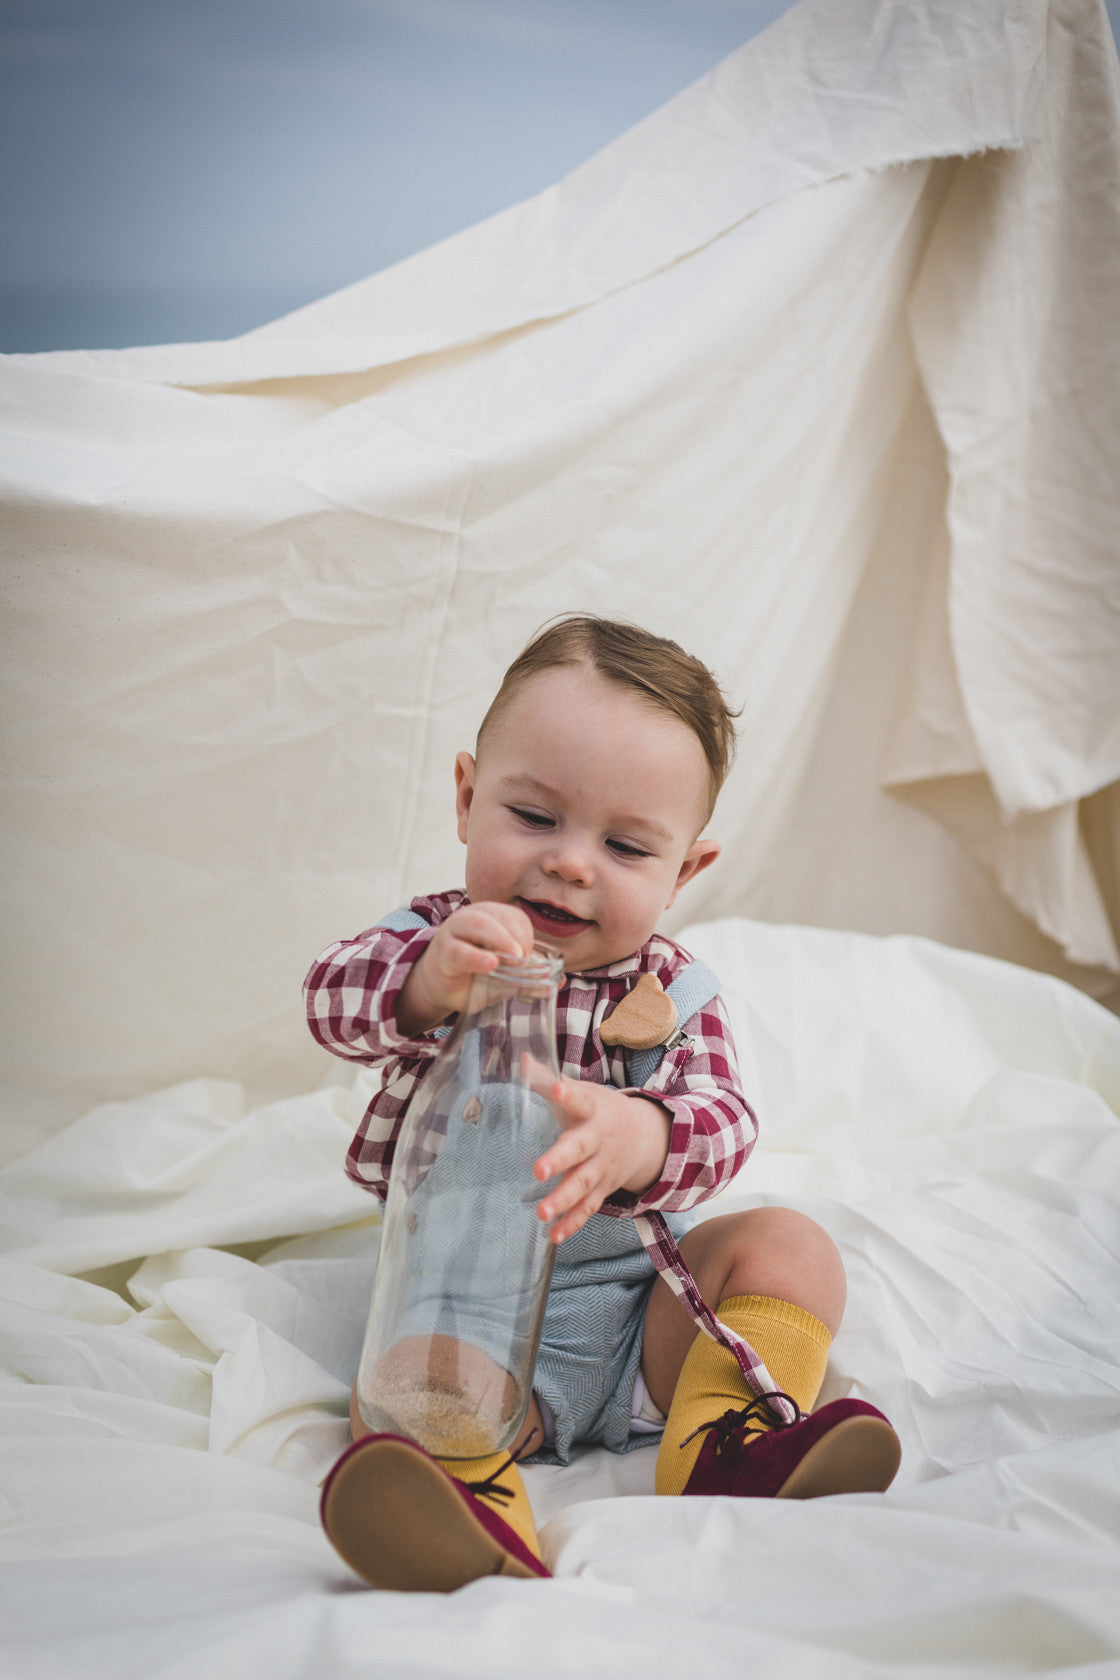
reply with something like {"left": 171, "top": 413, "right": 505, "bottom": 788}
{"left": 373, "top": 925, "right": 454, "bottom": 1057}
{"left": 599, "top": 1086, "right": 682, "bottom": 1214}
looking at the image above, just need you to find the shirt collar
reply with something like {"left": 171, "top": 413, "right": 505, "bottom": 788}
{"left": 563, "top": 946, "right": 648, "bottom": 984}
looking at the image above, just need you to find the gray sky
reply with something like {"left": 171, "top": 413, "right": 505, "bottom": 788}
{"left": 2, "top": 0, "right": 1117, "bottom": 353}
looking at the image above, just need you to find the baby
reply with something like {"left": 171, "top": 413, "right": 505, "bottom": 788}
{"left": 307, "top": 616, "right": 899, "bottom": 1591}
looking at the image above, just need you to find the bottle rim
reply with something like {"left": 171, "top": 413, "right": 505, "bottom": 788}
{"left": 492, "top": 946, "right": 564, "bottom": 985}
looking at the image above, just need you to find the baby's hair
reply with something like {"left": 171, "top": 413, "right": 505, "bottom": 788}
{"left": 477, "top": 615, "right": 739, "bottom": 823}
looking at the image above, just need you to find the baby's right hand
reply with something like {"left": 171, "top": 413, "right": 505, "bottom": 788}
{"left": 395, "top": 901, "right": 534, "bottom": 1035}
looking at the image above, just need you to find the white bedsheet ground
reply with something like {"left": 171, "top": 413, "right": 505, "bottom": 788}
{"left": 2, "top": 918, "right": 1119, "bottom": 1679}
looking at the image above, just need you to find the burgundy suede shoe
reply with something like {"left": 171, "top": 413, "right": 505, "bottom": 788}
{"left": 320, "top": 1433, "right": 551, "bottom": 1592}
{"left": 680, "top": 1394, "right": 901, "bottom": 1500}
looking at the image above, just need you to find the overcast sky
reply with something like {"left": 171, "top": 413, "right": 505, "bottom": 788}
{"left": 2, "top": 0, "right": 1118, "bottom": 353}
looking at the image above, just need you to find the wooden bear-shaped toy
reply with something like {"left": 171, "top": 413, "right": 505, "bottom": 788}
{"left": 599, "top": 972, "right": 679, "bottom": 1052}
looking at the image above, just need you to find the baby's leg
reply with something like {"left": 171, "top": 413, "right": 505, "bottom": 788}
{"left": 642, "top": 1207, "right": 844, "bottom": 1416}
{"left": 643, "top": 1207, "right": 898, "bottom": 1498}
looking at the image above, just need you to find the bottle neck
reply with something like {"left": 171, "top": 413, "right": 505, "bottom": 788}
{"left": 491, "top": 948, "right": 564, "bottom": 990}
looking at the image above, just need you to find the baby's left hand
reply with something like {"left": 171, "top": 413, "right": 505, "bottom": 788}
{"left": 532, "top": 1079, "right": 672, "bottom": 1243}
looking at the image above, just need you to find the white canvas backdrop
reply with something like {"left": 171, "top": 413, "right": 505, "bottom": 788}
{"left": 1, "top": 0, "right": 1119, "bottom": 1152}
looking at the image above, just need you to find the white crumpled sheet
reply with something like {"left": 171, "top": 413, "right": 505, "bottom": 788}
{"left": 2, "top": 919, "right": 1118, "bottom": 1679}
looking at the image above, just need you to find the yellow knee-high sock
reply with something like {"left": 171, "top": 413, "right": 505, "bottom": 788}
{"left": 655, "top": 1294, "right": 831, "bottom": 1497}
{"left": 436, "top": 1449, "right": 541, "bottom": 1560}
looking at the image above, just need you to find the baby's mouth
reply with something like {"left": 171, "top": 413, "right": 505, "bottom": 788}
{"left": 519, "top": 898, "right": 593, "bottom": 938}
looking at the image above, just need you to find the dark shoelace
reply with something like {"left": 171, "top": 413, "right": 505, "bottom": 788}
{"left": 460, "top": 1426, "right": 542, "bottom": 1509}
{"left": 680, "top": 1390, "right": 805, "bottom": 1453}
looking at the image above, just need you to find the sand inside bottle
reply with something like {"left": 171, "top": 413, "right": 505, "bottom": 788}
{"left": 361, "top": 1333, "right": 523, "bottom": 1458}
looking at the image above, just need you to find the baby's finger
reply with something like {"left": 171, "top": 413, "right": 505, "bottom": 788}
{"left": 546, "top": 1078, "right": 598, "bottom": 1127}
{"left": 537, "top": 1152, "right": 600, "bottom": 1219}
{"left": 520, "top": 1052, "right": 557, "bottom": 1098}
{"left": 442, "top": 936, "right": 503, "bottom": 976}
{"left": 548, "top": 1190, "right": 603, "bottom": 1244}
{"left": 492, "top": 902, "right": 535, "bottom": 957}
{"left": 455, "top": 901, "right": 533, "bottom": 961}
{"left": 532, "top": 1116, "right": 595, "bottom": 1185}
{"left": 453, "top": 907, "right": 523, "bottom": 958}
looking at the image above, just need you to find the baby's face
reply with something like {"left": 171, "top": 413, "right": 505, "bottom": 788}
{"left": 455, "top": 666, "right": 719, "bottom": 972}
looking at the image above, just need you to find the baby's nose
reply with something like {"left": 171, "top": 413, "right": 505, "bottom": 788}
{"left": 544, "top": 836, "right": 594, "bottom": 886}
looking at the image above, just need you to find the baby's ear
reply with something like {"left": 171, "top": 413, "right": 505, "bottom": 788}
{"left": 666, "top": 837, "right": 720, "bottom": 908}
{"left": 454, "top": 752, "right": 477, "bottom": 844}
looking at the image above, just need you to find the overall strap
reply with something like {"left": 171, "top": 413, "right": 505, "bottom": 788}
{"left": 632, "top": 1210, "right": 792, "bottom": 1415}
{"left": 377, "top": 908, "right": 430, "bottom": 933}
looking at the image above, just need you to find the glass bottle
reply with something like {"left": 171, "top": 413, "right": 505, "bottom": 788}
{"left": 355, "top": 947, "right": 564, "bottom": 1460}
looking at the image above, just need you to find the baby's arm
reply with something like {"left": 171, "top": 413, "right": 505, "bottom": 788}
{"left": 304, "top": 892, "right": 533, "bottom": 1199}
{"left": 533, "top": 993, "right": 756, "bottom": 1243}
{"left": 533, "top": 1082, "right": 673, "bottom": 1243}
{"left": 304, "top": 910, "right": 455, "bottom": 1201}
{"left": 304, "top": 896, "right": 533, "bottom": 1058}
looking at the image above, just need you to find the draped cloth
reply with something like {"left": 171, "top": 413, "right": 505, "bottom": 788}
{"left": 1, "top": 0, "right": 1118, "bottom": 1147}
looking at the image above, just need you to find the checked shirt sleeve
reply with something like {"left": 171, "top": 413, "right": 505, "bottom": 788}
{"left": 303, "top": 922, "right": 444, "bottom": 1064}
{"left": 303, "top": 918, "right": 449, "bottom": 1199}
{"left": 617, "top": 993, "right": 757, "bottom": 1215}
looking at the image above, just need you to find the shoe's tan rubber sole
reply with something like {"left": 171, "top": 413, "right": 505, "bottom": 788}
{"left": 322, "top": 1438, "right": 540, "bottom": 1593}
{"left": 776, "top": 1414, "right": 901, "bottom": 1499}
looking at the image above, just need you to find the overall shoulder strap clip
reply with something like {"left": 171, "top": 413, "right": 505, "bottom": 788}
{"left": 627, "top": 958, "right": 722, "bottom": 1088}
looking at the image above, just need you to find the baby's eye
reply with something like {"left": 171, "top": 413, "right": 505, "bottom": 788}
{"left": 607, "top": 838, "right": 652, "bottom": 860}
{"left": 508, "top": 806, "right": 554, "bottom": 829}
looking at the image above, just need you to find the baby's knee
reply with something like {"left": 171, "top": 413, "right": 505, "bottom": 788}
{"left": 743, "top": 1204, "right": 841, "bottom": 1263}
{"left": 716, "top": 1206, "right": 847, "bottom": 1333}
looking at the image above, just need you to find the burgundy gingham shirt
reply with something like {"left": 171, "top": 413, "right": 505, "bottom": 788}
{"left": 304, "top": 891, "right": 793, "bottom": 1415}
